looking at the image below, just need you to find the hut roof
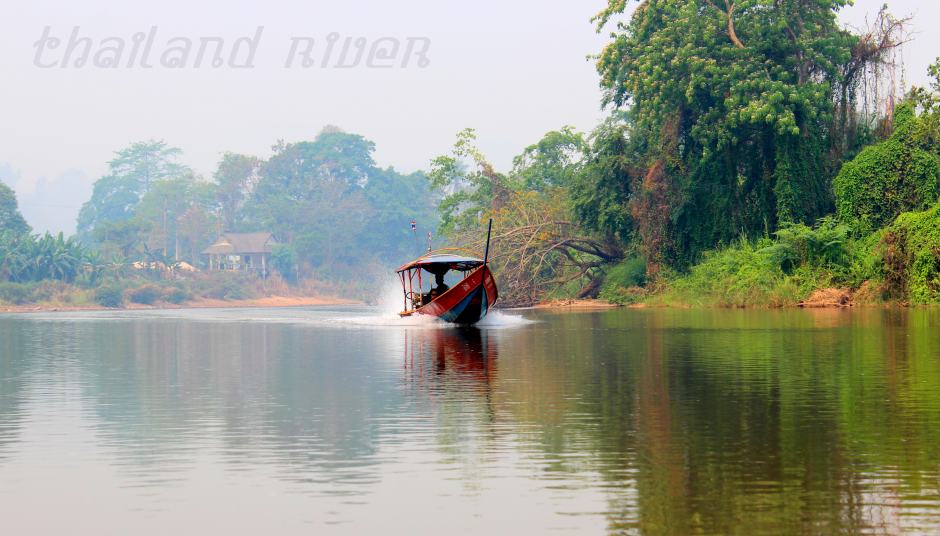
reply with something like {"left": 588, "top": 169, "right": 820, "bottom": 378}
{"left": 202, "top": 232, "right": 277, "bottom": 255}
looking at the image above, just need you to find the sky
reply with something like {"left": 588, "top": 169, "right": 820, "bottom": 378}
{"left": 0, "top": 0, "right": 937, "bottom": 234}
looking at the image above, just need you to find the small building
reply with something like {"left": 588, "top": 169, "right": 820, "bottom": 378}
{"left": 202, "top": 232, "right": 277, "bottom": 276}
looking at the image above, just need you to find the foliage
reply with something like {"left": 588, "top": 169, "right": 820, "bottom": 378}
{"left": 270, "top": 244, "right": 298, "bottom": 283}
{"left": 74, "top": 140, "right": 222, "bottom": 268}
{"left": 571, "top": 116, "right": 638, "bottom": 245}
{"left": 590, "top": 0, "right": 903, "bottom": 267}
{"left": 0, "top": 182, "right": 30, "bottom": 236}
{"left": 635, "top": 216, "right": 873, "bottom": 307}
{"left": 214, "top": 153, "right": 261, "bottom": 230}
{"left": 763, "top": 217, "right": 852, "bottom": 275}
{"left": 511, "top": 126, "right": 587, "bottom": 191}
{"left": 242, "top": 128, "right": 438, "bottom": 285}
{"left": 431, "top": 129, "right": 621, "bottom": 306}
{"left": 94, "top": 284, "right": 124, "bottom": 308}
{"left": 70, "top": 129, "right": 433, "bottom": 298}
{"left": 77, "top": 140, "right": 191, "bottom": 242}
{"left": 135, "top": 174, "right": 217, "bottom": 261}
{"left": 879, "top": 202, "right": 940, "bottom": 304}
{"left": 659, "top": 238, "right": 800, "bottom": 307}
{"left": 361, "top": 168, "right": 440, "bottom": 263}
{"left": 93, "top": 219, "right": 151, "bottom": 259}
{"left": 0, "top": 231, "right": 92, "bottom": 284}
{"left": 192, "top": 271, "right": 258, "bottom": 300}
{"left": 429, "top": 128, "right": 516, "bottom": 236}
{"left": 833, "top": 102, "right": 940, "bottom": 234}
{"left": 603, "top": 256, "right": 648, "bottom": 289}
{"left": 128, "top": 284, "right": 161, "bottom": 305}
{"left": 599, "top": 256, "right": 648, "bottom": 304}
{"left": 0, "top": 282, "right": 33, "bottom": 305}
{"left": 163, "top": 285, "right": 192, "bottom": 304}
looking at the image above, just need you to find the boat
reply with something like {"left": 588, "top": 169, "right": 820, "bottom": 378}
{"left": 396, "top": 220, "right": 498, "bottom": 324}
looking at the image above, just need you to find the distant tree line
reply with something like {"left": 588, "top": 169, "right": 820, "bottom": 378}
{"left": 75, "top": 128, "right": 439, "bottom": 285}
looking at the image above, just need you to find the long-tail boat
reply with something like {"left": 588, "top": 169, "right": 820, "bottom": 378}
{"left": 396, "top": 220, "right": 498, "bottom": 324}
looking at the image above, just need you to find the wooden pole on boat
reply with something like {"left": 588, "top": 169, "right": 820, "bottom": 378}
{"left": 483, "top": 218, "right": 493, "bottom": 265}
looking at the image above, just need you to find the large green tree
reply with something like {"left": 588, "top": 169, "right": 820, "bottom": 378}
{"left": 136, "top": 174, "right": 218, "bottom": 262}
{"left": 591, "top": 0, "right": 898, "bottom": 267}
{"left": 833, "top": 102, "right": 940, "bottom": 234}
{"left": 0, "top": 182, "right": 30, "bottom": 236}
{"left": 511, "top": 126, "right": 587, "bottom": 191}
{"left": 77, "top": 140, "right": 190, "bottom": 242}
{"left": 243, "top": 128, "right": 438, "bottom": 279}
{"left": 430, "top": 128, "right": 622, "bottom": 305}
{"left": 213, "top": 153, "right": 261, "bottom": 231}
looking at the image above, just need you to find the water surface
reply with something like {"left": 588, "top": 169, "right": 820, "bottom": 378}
{"left": 2, "top": 306, "right": 940, "bottom": 534}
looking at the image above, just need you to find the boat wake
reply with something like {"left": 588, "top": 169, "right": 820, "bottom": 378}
{"left": 322, "top": 283, "right": 534, "bottom": 329}
{"left": 17, "top": 282, "right": 534, "bottom": 330}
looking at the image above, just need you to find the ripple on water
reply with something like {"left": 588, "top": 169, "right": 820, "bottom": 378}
{"left": 0, "top": 307, "right": 939, "bottom": 534}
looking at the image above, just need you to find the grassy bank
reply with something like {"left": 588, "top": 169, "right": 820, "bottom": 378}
{"left": 0, "top": 271, "right": 352, "bottom": 312}
{"left": 599, "top": 203, "right": 940, "bottom": 309}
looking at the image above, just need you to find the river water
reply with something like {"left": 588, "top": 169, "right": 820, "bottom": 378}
{"left": 1, "top": 306, "right": 940, "bottom": 534}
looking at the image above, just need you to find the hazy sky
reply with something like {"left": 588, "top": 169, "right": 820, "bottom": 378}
{"left": 0, "top": 0, "right": 936, "bottom": 234}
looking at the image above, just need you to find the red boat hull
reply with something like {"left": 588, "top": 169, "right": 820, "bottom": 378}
{"left": 417, "top": 265, "right": 498, "bottom": 324}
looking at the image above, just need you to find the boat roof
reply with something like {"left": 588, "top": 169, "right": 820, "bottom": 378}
{"left": 396, "top": 253, "right": 485, "bottom": 273}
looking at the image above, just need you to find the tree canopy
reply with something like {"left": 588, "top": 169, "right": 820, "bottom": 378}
{"left": 589, "top": 0, "right": 901, "bottom": 267}
{"left": 0, "top": 182, "right": 30, "bottom": 236}
{"left": 241, "top": 128, "right": 438, "bottom": 279}
{"left": 77, "top": 140, "right": 192, "bottom": 243}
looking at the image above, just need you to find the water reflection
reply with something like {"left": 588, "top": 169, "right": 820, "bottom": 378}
{"left": 0, "top": 308, "right": 939, "bottom": 534}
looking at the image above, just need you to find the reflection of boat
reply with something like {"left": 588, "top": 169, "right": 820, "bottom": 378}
{"left": 403, "top": 327, "right": 498, "bottom": 382}
{"left": 396, "top": 221, "right": 498, "bottom": 325}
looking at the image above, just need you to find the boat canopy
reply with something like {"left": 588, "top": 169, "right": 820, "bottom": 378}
{"left": 396, "top": 253, "right": 484, "bottom": 275}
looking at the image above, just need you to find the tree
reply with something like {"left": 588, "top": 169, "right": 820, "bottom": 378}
{"left": 362, "top": 168, "right": 439, "bottom": 262}
{"left": 833, "top": 102, "right": 940, "bottom": 234}
{"left": 0, "top": 182, "right": 30, "bottom": 236}
{"left": 242, "top": 127, "right": 426, "bottom": 282}
{"left": 213, "top": 153, "right": 261, "bottom": 231}
{"left": 93, "top": 219, "right": 151, "bottom": 260}
{"left": 428, "top": 128, "right": 516, "bottom": 236}
{"left": 591, "top": 0, "right": 904, "bottom": 268}
{"left": 77, "top": 140, "right": 190, "bottom": 242}
{"left": 107, "top": 140, "right": 187, "bottom": 194}
{"left": 571, "top": 115, "right": 639, "bottom": 246}
{"left": 0, "top": 231, "right": 88, "bottom": 283}
{"left": 136, "top": 174, "right": 217, "bottom": 262}
{"left": 511, "top": 126, "right": 587, "bottom": 191}
{"left": 431, "top": 129, "right": 622, "bottom": 305}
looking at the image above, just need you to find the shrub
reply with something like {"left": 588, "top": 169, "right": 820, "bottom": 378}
{"left": 879, "top": 202, "right": 940, "bottom": 303}
{"left": 163, "top": 286, "right": 192, "bottom": 304}
{"left": 599, "top": 256, "right": 648, "bottom": 304}
{"left": 653, "top": 238, "right": 783, "bottom": 307}
{"left": 833, "top": 102, "right": 940, "bottom": 234}
{"left": 271, "top": 244, "right": 298, "bottom": 283}
{"left": 0, "top": 282, "right": 34, "bottom": 305}
{"left": 763, "top": 217, "right": 852, "bottom": 274}
{"left": 195, "top": 272, "right": 257, "bottom": 301}
{"left": 94, "top": 284, "right": 124, "bottom": 308}
{"left": 29, "top": 280, "right": 72, "bottom": 303}
{"left": 128, "top": 284, "right": 161, "bottom": 305}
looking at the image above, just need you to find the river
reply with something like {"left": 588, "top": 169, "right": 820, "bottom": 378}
{"left": 1, "top": 306, "right": 939, "bottom": 534}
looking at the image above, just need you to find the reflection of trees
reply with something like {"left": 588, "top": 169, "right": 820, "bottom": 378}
{"left": 495, "top": 308, "right": 940, "bottom": 534}
{"left": 4, "top": 308, "right": 940, "bottom": 531}
{"left": 73, "top": 320, "right": 408, "bottom": 490}
{"left": 0, "top": 321, "right": 30, "bottom": 463}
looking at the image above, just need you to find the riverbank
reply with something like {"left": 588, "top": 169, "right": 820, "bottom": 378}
{"left": 531, "top": 298, "right": 622, "bottom": 310}
{"left": 0, "top": 294, "right": 357, "bottom": 314}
